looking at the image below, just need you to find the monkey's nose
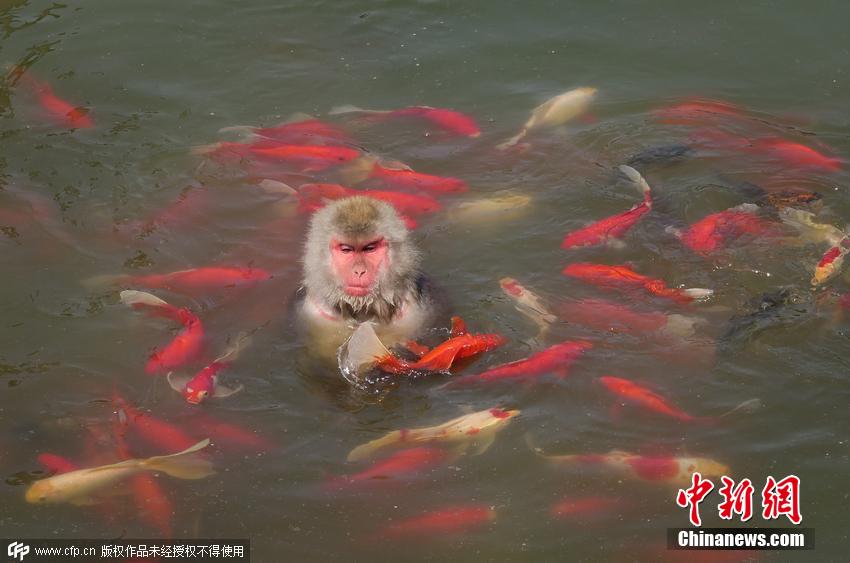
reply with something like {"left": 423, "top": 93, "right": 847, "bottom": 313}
{"left": 354, "top": 267, "right": 367, "bottom": 278}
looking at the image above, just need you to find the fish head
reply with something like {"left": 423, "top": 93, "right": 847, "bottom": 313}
{"left": 486, "top": 408, "right": 519, "bottom": 427}
{"left": 25, "top": 479, "right": 58, "bottom": 504}
{"left": 184, "top": 386, "right": 210, "bottom": 405}
{"left": 691, "top": 457, "right": 731, "bottom": 478}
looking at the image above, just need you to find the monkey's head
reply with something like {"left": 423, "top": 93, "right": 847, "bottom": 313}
{"left": 303, "top": 196, "right": 420, "bottom": 320}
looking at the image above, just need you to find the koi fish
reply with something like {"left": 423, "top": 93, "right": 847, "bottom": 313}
{"left": 447, "top": 340, "right": 592, "bottom": 387}
{"left": 297, "top": 183, "right": 442, "bottom": 217}
{"left": 196, "top": 141, "right": 362, "bottom": 172}
{"left": 562, "top": 263, "right": 712, "bottom": 304}
{"left": 691, "top": 129, "right": 843, "bottom": 172}
{"left": 561, "top": 165, "right": 652, "bottom": 249}
{"left": 347, "top": 407, "right": 519, "bottom": 462}
{"left": 340, "top": 321, "right": 506, "bottom": 379}
{"left": 325, "top": 447, "right": 450, "bottom": 490}
{"left": 120, "top": 290, "right": 205, "bottom": 374}
{"left": 367, "top": 163, "right": 468, "bottom": 194}
{"left": 535, "top": 448, "right": 729, "bottom": 487}
{"left": 778, "top": 207, "right": 846, "bottom": 246}
{"left": 25, "top": 439, "right": 212, "bottom": 505}
{"left": 812, "top": 239, "right": 850, "bottom": 286}
{"left": 652, "top": 98, "right": 748, "bottom": 126}
{"left": 329, "top": 105, "right": 480, "bottom": 137}
{"left": 119, "top": 185, "right": 212, "bottom": 238}
{"left": 498, "top": 86, "right": 597, "bottom": 149}
{"left": 112, "top": 392, "right": 198, "bottom": 452}
{"left": 88, "top": 267, "right": 271, "bottom": 294}
{"left": 447, "top": 194, "right": 532, "bottom": 223}
{"left": 189, "top": 412, "right": 275, "bottom": 452}
{"left": 599, "top": 376, "right": 699, "bottom": 422}
{"left": 550, "top": 496, "right": 628, "bottom": 520}
{"left": 763, "top": 189, "right": 822, "bottom": 211}
{"left": 374, "top": 504, "right": 496, "bottom": 539}
{"left": 16, "top": 70, "right": 93, "bottom": 129}
{"left": 499, "top": 277, "right": 557, "bottom": 334}
{"left": 220, "top": 116, "right": 351, "bottom": 145}
{"left": 558, "top": 298, "right": 697, "bottom": 338}
{"left": 167, "top": 335, "right": 247, "bottom": 404}
{"left": 668, "top": 203, "right": 778, "bottom": 255}
{"left": 37, "top": 453, "right": 79, "bottom": 475}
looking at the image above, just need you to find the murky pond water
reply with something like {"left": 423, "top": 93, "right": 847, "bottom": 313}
{"left": 2, "top": 1, "right": 850, "bottom": 561}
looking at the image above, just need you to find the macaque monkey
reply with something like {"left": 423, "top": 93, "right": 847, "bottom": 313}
{"left": 296, "top": 196, "right": 442, "bottom": 361}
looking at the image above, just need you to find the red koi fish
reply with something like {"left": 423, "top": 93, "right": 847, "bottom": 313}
{"left": 374, "top": 504, "right": 496, "bottom": 539}
{"left": 298, "top": 183, "right": 442, "bottom": 217}
{"left": 112, "top": 392, "right": 198, "bottom": 452}
{"left": 652, "top": 98, "right": 747, "bottom": 126}
{"left": 538, "top": 449, "right": 730, "bottom": 486}
{"left": 16, "top": 70, "right": 93, "bottom": 129}
{"left": 367, "top": 163, "right": 468, "bottom": 194}
{"left": 599, "top": 376, "right": 698, "bottom": 422}
{"left": 123, "top": 185, "right": 212, "bottom": 237}
{"left": 342, "top": 319, "right": 506, "bottom": 377}
{"left": 119, "top": 290, "right": 204, "bottom": 374}
{"left": 330, "top": 105, "right": 480, "bottom": 137}
{"left": 90, "top": 266, "right": 271, "bottom": 294}
{"left": 112, "top": 414, "right": 173, "bottom": 538}
{"left": 189, "top": 412, "right": 275, "bottom": 451}
{"left": 198, "top": 141, "right": 362, "bottom": 172}
{"left": 37, "top": 453, "right": 79, "bottom": 475}
{"left": 167, "top": 335, "right": 247, "bottom": 404}
{"left": 691, "top": 129, "right": 843, "bottom": 172}
{"left": 558, "top": 298, "right": 696, "bottom": 337}
{"left": 447, "top": 340, "right": 592, "bottom": 387}
{"left": 812, "top": 238, "right": 850, "bottom": 286}
{"left": 221, "top": 117, "right": 352, "bottom": 145}
{"left": 561, "top": 165, "right": 652, "bottom": 249}
{"left": 325, "top": 447, "right": 449, "bottom": 490}
{"left": 562, "top": 263, "right": 712, "bottom": 304}
{"left": 550, "top": 495, "right": 628, "bottom": 520}
{"left": 669, "top": 203, "right": 779, "bottom": 255}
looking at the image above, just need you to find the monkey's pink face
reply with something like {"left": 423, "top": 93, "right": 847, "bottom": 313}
{"left": 330, "top": 238, "right": 390, "bottom": 296}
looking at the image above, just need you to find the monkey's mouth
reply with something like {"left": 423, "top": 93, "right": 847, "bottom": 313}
{"left": 344, "top": 285, "right": 372, "bottom": 297}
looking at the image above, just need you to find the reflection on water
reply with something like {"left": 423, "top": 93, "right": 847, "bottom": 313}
{"left": 1, "top": 1, "right": 849, "bottom": 561}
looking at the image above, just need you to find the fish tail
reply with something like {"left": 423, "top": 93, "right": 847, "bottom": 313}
{"left": 682, "top": 288, "right": 713, "bottom": 301}
{"left": 338, "top": 322, "right": 394, "bottom": 380}
{"left": 328, "top": 105, "right": 386, "bottom": 116}
{"left": 217, "top": 125, "right": 257, "bottom": 139}
{"left": 717, "top": 398, "right": 762, "bottom": 418}
{"left": 120, "top": 290, "right": 170, "bottom": 309}
{"left": 496, "top": 130, "right": 527, "bottom": 151}
{"left": 257, "top": 179, "right": 298, "bottom": 196}
{"left": 215, "top": 332, "right": 251, "bottom": 363}
{"left": 618, "top": 165, "right": 652, "bottom": 202}
{"left": 190, "top": 143, "right": 223, "bottom": 156}
{"left": 141, "top": 439, "right": 214, "bottom": 480}
{"left": 347, "top": 430, "right": 404, "bottom": 462}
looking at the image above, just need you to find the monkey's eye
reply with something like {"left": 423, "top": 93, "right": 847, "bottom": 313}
{"left": 338, "top": 244, "right": 354, "bottom": 254}
{"left": 363, "top": 243, "right": 377, "bottom": 253}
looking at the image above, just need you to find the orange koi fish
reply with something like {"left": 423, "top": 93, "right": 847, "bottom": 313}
{"left": 561, "top": 165, "right": 652, "bottom": 249}
{"left": 221, "top": 117, "right": 352, "bottom": 145}
{"left": 341, "top": 319, "right": 505, "bottom": 378}
{"left": 374, "top": 504, "right": 496, "bottom": 539}
{"left": 325, "top": 447, "right": 450, "bottom": 490}
{"left": 88, "top": 266, "right": 271, "bottom": 294}
{"left": 536, "top": 448, "right": 729, "bottom": 487}
{"left": 119, "top": 290, "right": 205, "bottom": 374}
{"left": 167, "top": 335, "right": 248, "bottom": 404}
{"left": 37, "top": 453, "right": 79, "bottom": 475}
{"left": 812, "top": 238, "right": 850, "bottom": 286}
{"left": 367, "top": 163, "right": 468, "bottom": 194}
{"left": 668, "top": 203, "right": 778, "bottom": 255}
{"left": 691, "top": 129, "right": 843, "bottom": 172}
{"left": 558, "top": 298, "right": 697, "bottom": 338}
{"left": 448, "top": 341, "right": 592, "bottom": 387}
{"left": 562, "top": 263, "right": 712, "bottom": 304}
{"left": 550, "top": 495, "right": 628, "bottom": 520}
{"left": 297, "top": 183, "right": 442, "bottom": 217}
{"left": 112, "top": 392, "right": 198, "bottom": 452}
{"left": 652, "top": 98, "right": 748, "bottom": 126}
{"left": 329, "top": 105, "right": 480, "bottom": 137}
{"left": 16, "top": 70, "right": 93, "bottom": 129}
{"left": 198, "top": 140, "right": 362, "bottom": 172}
{"left": 188, "top": 412, "right": 275, "bottom": 452}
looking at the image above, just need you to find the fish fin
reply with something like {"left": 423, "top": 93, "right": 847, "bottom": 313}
{"left": 119, "top": 290, "right": 170, "bottom": 309}
{"left": 618, "top": 165, "right": 652, "bottom": 198}
{"left": 257, "top": 179, "right": 298, "bottom": 196}
{"left": 142, "top": 439, "right": 214, "bottom": 480}
{"left": 450, "top": 316, "right": 468, "bottom": 337}
{"left": 717, "top": 398, "right": 762, "bottom": 418}
{"left": 338, "top": 322, "right": 393, "bottom": 381}
{"left": 212, "top": 383, "right": 244, "bottom": 398}
{"left": 496, "top": 130, "right": 527, "bottom": 151}
{"left": 682, "top": 288, "right": 713, "bottom": 300}
{"left": 215, "top": 332, "right": 251, "bottom": 363}
{"left": 81, "top": 274, "right": 124, "bottom": 289}
{"left": 166, "top": 372, "right": 190, "bottom": 392}
{"left": 468, "top": 432, "right": 496, "bottom": 456}
{"left": 217, "top": 125, "right": 257, "bottom": 139}
{"left": 328, "top": 105, "right": 386, "bottom": 116}
{"left": 347, "top": 430, "right": 404, "bottom": 462}
{"left": 403, "top": 340, "right": 430, "bottom": 358}
{"left": 190, "top": 142, "right": 223, "bottom": 156}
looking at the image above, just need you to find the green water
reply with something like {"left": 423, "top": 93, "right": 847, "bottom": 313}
{"left": 1, "top": 1, "right": 849, "bottom": 561}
